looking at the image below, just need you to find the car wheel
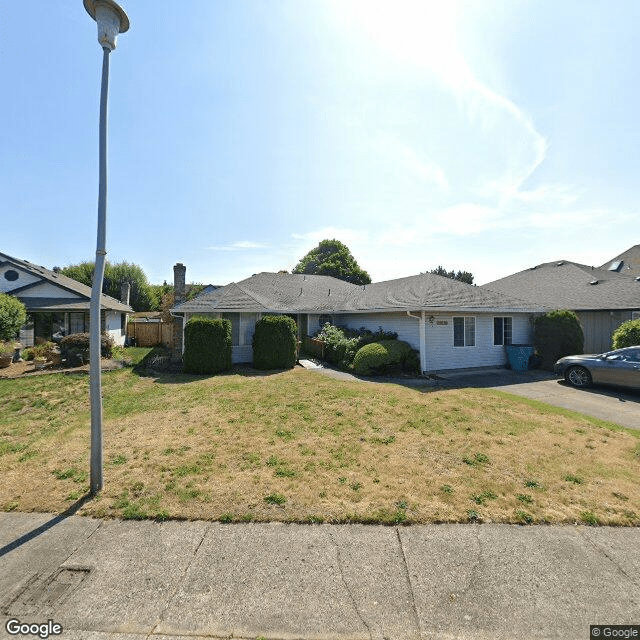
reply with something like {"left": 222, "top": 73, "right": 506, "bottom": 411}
{"left": 565, "top": 365, "right": 592, "bottom": 388}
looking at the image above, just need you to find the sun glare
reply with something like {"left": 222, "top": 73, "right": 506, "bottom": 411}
{"left": 334, "top": 0, "right": 468, "bottom": 82}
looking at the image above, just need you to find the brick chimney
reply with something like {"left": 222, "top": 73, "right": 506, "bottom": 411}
{"left": 120, "top": 281, "right": 131, "bottom": 307}
{"left": 173, "top": 263, "right": 186, "bottom": 305}
{"left": 172, "top": 263, "right": 187, "bottom": 362}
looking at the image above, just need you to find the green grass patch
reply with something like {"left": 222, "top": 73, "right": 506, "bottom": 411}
{"left": 1, "top": 367, "right": 638, "bottom": 525}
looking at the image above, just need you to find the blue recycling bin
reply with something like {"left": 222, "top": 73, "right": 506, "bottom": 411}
{"left": 505, "top": 345, "right": 535, "bottom": 371}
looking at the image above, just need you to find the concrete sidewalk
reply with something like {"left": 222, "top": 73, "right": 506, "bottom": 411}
{"left": 1, "top": 513, "right": 639, "bottom": 640}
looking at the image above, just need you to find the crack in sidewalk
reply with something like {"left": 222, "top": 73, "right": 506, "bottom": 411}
{"left": 325, "top": 528, "right": 373, "bottom": 640}
{"left": 576, "top": 528, "right": 640, "bottom": 588}
{"left": 146, "top": 522, "right": 210, "bottom": 639}
{"left": 395, "top": 527, "right": 422, "bottom": 638}
{"left": 460, "top": 525, "right": 483, "bottom": 597}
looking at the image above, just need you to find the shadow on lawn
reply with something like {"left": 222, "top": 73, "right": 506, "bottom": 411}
{"left": 132, "top": 348, "right": 294, "bottom": 384}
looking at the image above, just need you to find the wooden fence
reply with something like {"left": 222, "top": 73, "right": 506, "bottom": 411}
{"left": 127, "top": 321, "right": 173, "bottom": 347}
{"left": 302, "top": 337, "right": 325, "bottom": 360}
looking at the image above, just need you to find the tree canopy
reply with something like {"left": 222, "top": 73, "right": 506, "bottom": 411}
{"left": 292, "top": 239, "right": 371, "bottom": 285}
{"left": 57, "top": 261, "right": 158, "bottom": 312}
{"left": 0, "top": 293, "right": 27, "bottom": 342}
{"left": 429, "top": 266, "right": 474, "bottom": 285}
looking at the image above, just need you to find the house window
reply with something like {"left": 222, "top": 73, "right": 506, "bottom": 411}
{"left": 4, "top": 269, "right": 19, "bottom": 282}
{"left": 453, "top": 317, "right": 475, "bottom": 347}
{"left": 633, "top": 311, "right": 640, "bottom": 321}
{"left": 494, "top": 317, "right": 513, "bottom": 346}
{"left": 318, "top": 314, "right": 333, "bottom": 328}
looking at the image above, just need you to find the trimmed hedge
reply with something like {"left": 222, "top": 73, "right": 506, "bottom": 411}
{"left": 253, "top": 315, "right": 298, "bottom": 370}
{"left": 533, "top": 309, "right": 584, "bottom": 370}
{"left": 0, "top": 293, "right": 27, "bottom": 342}
{"left": 612, "top": 319, "right": 640, "bottom": 350}
{"left": 352, "top": 339, "right": 419, "bottom": 376}
{"left": 183, "top": 316, "right": 232, "bottom": 374}
{"left": 60, "top": 332, "right": 114, "bottom": 363}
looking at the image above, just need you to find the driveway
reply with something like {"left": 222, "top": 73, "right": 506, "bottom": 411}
{"left": 438, "top": 368, "right": 640, "bottom": 431}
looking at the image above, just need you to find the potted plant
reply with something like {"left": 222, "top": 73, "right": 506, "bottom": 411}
{"left": 0, "top": 342, "right": 15, "bottom": 368}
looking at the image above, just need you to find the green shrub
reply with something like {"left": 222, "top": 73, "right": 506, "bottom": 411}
{"left": 612, "top": 319, "right": 640, "bottom": 349}
{"left": 0, "top": 293, "right": 27, "bottom": 342}
{"left": 352, "top": 339, "right": 419, "bottom": 376}
{"left": 315, "top": 324, "right": 398, "bottom": 369}
{"left": 183, "top": 316, "right": 232, "bottom": 374}
{"left": 0, "top": 341, "right": 14, "bottom": 355}
{"left": 253, "top": 315, "right": 298, "bottom": 370}
{"left": 60, "top": 333, "right": 113, "bottom": 362}
{"left": 25, "top": 341, "right": 57, "bottom": 361}
{"left": 533, "top": 310, "right": 584, "bottom": 370}
{"left": 315, "top": 324, "right": 358, "bottom": 368}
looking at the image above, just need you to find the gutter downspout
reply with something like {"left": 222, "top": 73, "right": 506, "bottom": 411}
{"left": 406, "top": 311, "right": 426, "bottom": 374}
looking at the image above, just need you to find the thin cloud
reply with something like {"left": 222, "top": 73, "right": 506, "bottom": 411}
{"left": 206, "top": 241, "right": 269, "bottom": 251}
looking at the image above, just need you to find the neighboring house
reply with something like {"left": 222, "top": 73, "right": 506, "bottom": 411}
{"left": 0, "top": 251, "right": 133, "bottom": 346}
{"left": 601, "top": 244, "right": 640, "bottom": 279}
{"left": 199, "top": 284, "right": 221, "bottom": 296}
{"left": 483, "top": 260, "right": 640, "bottom": 353}
{"left": 171, "top": 265, "right": 543, "bottom": 374}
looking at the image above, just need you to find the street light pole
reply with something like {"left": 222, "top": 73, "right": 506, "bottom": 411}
{"left": 84, "top": 0, "right": 129, "bottom": 495}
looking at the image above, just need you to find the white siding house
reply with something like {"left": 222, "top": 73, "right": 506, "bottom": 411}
{"left": 0, "top": 252, "right": 132, "bottom": 346}
{"left": 172, "top": 269, "right": 544, "bottom": 373}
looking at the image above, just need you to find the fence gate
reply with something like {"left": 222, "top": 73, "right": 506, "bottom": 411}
{"left": 127, "top": 321, "right": 173, "bottom": 347}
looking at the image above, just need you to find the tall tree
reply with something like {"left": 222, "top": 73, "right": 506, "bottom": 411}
{"left": 429, "top": 266, "right": 474, "bottom": 285}
{"left": 0, "top": 293, "right": 27, "bottom": 342}
{"left": 58, "top": 261, "right": 158, "bottom": 311}
{"left": 292, "top": 239, "right": 371, "bottom": 285}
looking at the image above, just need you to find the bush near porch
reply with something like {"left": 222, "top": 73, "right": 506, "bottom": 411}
{"left": 183, "top": 316, "right": 232, "bottom": 374}
{"left": 353, "top": 339, "right": 419, "bottom": 376}
{"left": 311, "top": 324, "right": 418, "bottom": 376}
{"left": 252, "top": 315, "right": 298, "bottom": 370}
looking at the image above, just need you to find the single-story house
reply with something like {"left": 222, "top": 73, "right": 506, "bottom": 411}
{"left": 170, "top": 265, "right": 544, "bottom": 374}
{"left": 482, "top": 260, "right": 640, "bottom": 353}
{"left": 0, "top": 251, "right": 133, "bottom": 346}
{"left": 601, "top": 244, "right": 640, "bottom": 279}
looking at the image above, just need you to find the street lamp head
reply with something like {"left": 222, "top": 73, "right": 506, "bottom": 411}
{"left": 84, "top": 0, "right": 129, "bottom": 51}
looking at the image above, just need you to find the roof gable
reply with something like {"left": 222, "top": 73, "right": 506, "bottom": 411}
{"left": 600, "top": 244, "right": 640, "bottom": 278}
{"left": 0, "top": 251, "right": 133, "bottom": 312}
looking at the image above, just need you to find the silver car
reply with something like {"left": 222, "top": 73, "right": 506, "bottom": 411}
{"left": 554, "top": 346, "right": 640, "bottom": 389}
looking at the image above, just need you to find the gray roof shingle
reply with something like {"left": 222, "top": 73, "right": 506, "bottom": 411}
{"left": 600, "top": 244, "right": 640, "bottom": 278}
{"left": 175, "top": 271, "right": 543, "bottom": 315}
{"left": 482, "top": 260, "right": 640, "bottom": 311}
{"left": 0, "top": 251, "right": 133, "bottom": 312}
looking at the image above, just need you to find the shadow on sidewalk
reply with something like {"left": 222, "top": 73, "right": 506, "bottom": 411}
{"left": 0, "top": 493, "right": 93, "bottom": 558}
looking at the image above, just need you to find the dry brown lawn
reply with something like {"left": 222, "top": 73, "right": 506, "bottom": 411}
{"left": 1, "top": 364, "right": 638, "bottom": 525}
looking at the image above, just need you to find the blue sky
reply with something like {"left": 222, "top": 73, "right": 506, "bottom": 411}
{"left": 2, "top": 1, "right": 638, "bottom": 286}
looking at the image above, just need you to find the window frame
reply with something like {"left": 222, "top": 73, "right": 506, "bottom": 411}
{"left": 493, "top": 316, "right": 513, "bottom": 346}
{"left": 453, "top": 316, "right": 476, "bottom": 347}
